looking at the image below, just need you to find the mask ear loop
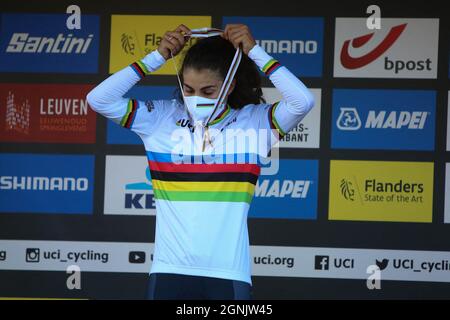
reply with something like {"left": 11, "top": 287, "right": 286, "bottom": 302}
{"left": 170, "top": 49, "right": 195, "bottom": 123}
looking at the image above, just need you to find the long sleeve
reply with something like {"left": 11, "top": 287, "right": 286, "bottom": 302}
{"left": 86, "top": 49, "right": 168, "bottom": 137}
{"left": 248, "top": 44, "right": 315, "bottom": 137}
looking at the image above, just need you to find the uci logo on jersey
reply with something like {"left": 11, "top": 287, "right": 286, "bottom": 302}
{"left": 176, "top": 119, "right": 195, "bottom": 133}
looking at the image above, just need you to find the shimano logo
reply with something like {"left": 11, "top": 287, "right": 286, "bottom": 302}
{"left": 0, "top": 176, "right": 89, "bottom": 191}
{"left": 256, "top": 39, "right": 317, "bottom": 54}
{"left": 6, "top": 33, "right": 94, "bottom": 54}
{"left": 255, "top": 179, "right": 310, "bottom": 198}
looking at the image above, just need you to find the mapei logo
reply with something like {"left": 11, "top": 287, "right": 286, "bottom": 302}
{"left": 336, "top": 108, "right": 361, "bottom": 131}
{"left": 331, "top": 89, "right": 436, "bottom": 151}
{"left": 334, "top": 18, "right": 439, "bottom": 78}
{"left": 248, "top": 160, "right": 318, "bottom": 219}
{"left": 255, "top": 179, "right": 311, "bottom": 198}
{"left": 336, "top": 107, "right": 429, "bottom": 131}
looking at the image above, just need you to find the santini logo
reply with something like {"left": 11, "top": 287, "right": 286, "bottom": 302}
{"left": 255, "top": 180, "right": 311, "bottom": 198}
{"left": 337, "top": 108, "right": 428, "bottom": 131}
{"left": 6, "top": 33, "right": 94, "bottom": 54}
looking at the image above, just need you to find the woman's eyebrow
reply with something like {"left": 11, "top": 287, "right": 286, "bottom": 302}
{"left": 200, "top": 85, "right": 216, "bottom": 90}
{"left": 183, "top": 84, "right": 216, "bottom": 90}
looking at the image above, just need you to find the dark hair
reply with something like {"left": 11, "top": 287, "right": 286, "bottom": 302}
{"left": 175, "top": 36, "right": 265, "bottom": 109}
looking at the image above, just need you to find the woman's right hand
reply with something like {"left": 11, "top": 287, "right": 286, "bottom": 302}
{"left": 157, "top": 24, "right": 192, "bottom": 60}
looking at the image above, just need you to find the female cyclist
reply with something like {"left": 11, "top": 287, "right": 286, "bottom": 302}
{"left": 87, "top": 23, "right": 314, "bottom": 300}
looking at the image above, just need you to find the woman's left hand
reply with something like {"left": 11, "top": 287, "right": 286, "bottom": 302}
{"left": 222, "top": 24, "right": 257, "bottom": 55}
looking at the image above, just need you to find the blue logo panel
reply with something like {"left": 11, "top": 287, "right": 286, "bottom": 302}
{"left": 249, "top": 159, "right": 318, "bottom": 219}
{"left": 331, "top": 89, "right": 436, "bottom": 151}
{"left": 0, "top": 13, "right": 99, "bottom": 73}
{"left": 222, "top": 17, "right": 323, "bottom": 77}
{"left": 0, "top": 154, "right": 94, "bottom": 214}
{"left": 107, "top": 86, "right": 176, "bottom": 144}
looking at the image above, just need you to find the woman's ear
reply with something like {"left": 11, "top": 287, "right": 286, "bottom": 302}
{"left": 227, "top": 79, "right": 236, "bottom": 97}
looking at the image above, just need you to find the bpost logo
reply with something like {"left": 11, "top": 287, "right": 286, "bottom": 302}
{"left": 0, "top": 13, "right": 99, "bottom": 73}
{"left": 107, "top": 85, "right": 175, "bottom": 145}
{"left": 314, "top": 255, "right": 355, "bottom": 271}
{"left": 0, "top": 154, "right": 94, "bottom": 214}
{"left": 262, "top": 88, "right": 321, "bottom": 149}
{"left": 0, "top": 84, "right": 96, "bottom": 144}
{"left": 248, "top": 159, "right": 318, "bottom": 219}
{"left": 110, "top": 15, "right": 211, "bottom": 74}
{"left": 223, "top": 17, "right": 323, "bottom": 77}
{"left": 104, "top": 155, "right": 156, "bottom": 216}
{"left": 331, "top": 89, "right": 436, "bottom": 151}
{"left": 334, "top": 18, "right": 439, "bottom": 78}
{"left": 329, "top": 160, "right": 433, "bottom": 223}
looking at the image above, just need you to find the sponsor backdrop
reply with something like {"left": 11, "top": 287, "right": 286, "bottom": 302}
{"left": 0, "top": 0, "right": 449, "bottom": 299}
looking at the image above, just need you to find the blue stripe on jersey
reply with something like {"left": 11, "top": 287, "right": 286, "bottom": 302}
{"left": 146, "top": 151, "right": 270, "bottom": 165}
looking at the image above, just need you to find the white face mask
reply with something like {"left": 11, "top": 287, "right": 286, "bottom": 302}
{"left": 170, "top": 28, "right": 242, "bottom": 129}
{"left": 184, "top": 95, "right": 226, "bottom": 125}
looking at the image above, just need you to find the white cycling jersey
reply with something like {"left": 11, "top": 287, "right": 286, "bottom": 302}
{"left": 87, "top": 44, "right": 314, "bottom": 284}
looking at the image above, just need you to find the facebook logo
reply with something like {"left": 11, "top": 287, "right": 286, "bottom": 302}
{"left": 315, "top": 255, "right": 329, "bottom": 270}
